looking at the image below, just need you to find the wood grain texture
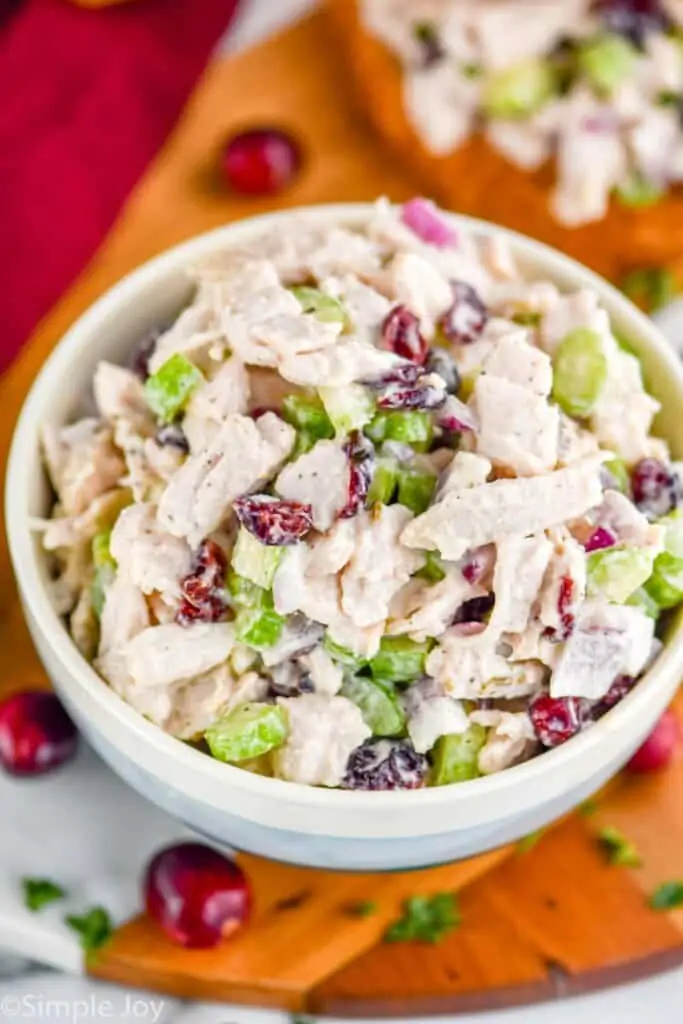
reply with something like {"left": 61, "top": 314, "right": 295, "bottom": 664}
{"left": 3, "top": 11, "right": 683, "bottom": 1018}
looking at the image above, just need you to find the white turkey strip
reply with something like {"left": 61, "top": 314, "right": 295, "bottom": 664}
{"left": 538, "top": 529, "right": 587, "bottom": 636}
{"left": 299, "top": 647, "right": 343, "bottom": 696}
{"left": 386, "top": 251, "right": 453, "bottom": 337}
{"left": 590, "top": 348, "right": 664, "bottom": 464}
{"left": 124, "top": 622, "right": 235, "bottom": 689}
{"left": 402, "top": 455, "right": 605, "bottom": 560}
{"left": 387, "top": 568, "right": 485, "bottom": 643}
{"left": 486, "top": 534, "right": 553, "bottom": 639}
{"left": 148, "top": 303, "right": 224, "bottom": 376}
{"left": 470, "top": 710, "right": 537, "bottom": 776}
{"left": 273, "top": 694, "right": 370, "bottom": 787}
{"left": 426, "top": 632, "right": 545, "bottom": 699}
{"left": 593, "top": 490, "right": 665, "bottom": 549}
{"left": 278, "top": 338, "right": 403, "bottom": 388}
{"left": 41, "top": 420, "right": 125, "bottom": 517}
{"left": 275, "top": 440, "right": 350, "bottom": 532}
{"left": 550, "top": 601, "right": 655, "bottom": 701}
{"left": 482, "top": 331, "right": 552, "bottom": 396}
{"left": 157, "top": 412, "right": 295, "bottom": 547}
{"left": 93, "top": 362, "right": 150, "bottom": 423}
{"left": 437, "top": 451, "right": 491, "bottom": 498}
{"left": 183, "top": 357, "right": 250, "bottom": 454}
{"left": 474, "top": 374, "right": 559, "bottom": 477}
{"left": 403, "top": 678, "right": 469, "bottom": 754}
{"left": 110, "top": 503, "right": 192, "bottom": 604}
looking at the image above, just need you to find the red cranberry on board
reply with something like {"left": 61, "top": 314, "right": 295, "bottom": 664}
{"left": 144, "top": 842, "right": 252, "bottom": 949}
{"left": 380, "top": 306, "right": 428, "bottom": 363}
{"left": 221, "top": 127, "right": 302, "bottom": 196}
{"left": 529, "top": 694, "right": 586, "bottom": 748}
{"left": 627, "top": 709, "right": 679, "bottom": 773}
{"left": 233, "top": 495, "right": 314, "bottom": 545}
{"left": 0, "top": 691, "right": 78, "bottom": 777}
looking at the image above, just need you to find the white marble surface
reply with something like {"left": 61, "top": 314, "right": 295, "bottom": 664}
{"left": 4, "top": 0, "right": 683, "bottom": 1020}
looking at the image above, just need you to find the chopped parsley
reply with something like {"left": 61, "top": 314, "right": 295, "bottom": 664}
{"left": 385, "top": 892, "right": 460, "bottom": 944}
{"left": 345, "top": 899, "right": 378, "bottom": 919}
{"left": 64, "top": 906, "right": 113, "bottom": 952}
{"left": 597, "top": 826, "right": 642, "bottom": 867}
{"left": 620, "top": 266, "right": 678, "bottom": 314}
{"left": 650, "top": 881, "right": 683, "bottom": 911}
{"left": 578, "top": 798, "right": 598, "bottom": 817}
{"left": 22, "top": 878, "right": 67, "bottom": 913}
{"left": 517, "top": 829, "right": 545, "bottom": 854}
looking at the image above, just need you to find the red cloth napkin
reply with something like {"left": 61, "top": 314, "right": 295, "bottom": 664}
{"left": 0, "top": 0, "right": 240, "bottom": 374}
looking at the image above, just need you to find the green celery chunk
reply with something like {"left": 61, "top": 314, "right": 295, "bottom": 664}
{"left": 644, "top": 551, "right": 683, "bottom": 609}
{"left": 235, "top": 607, "right": 284, "bottom": 648}
{"left": 482, "top": 58, "right": 555, "bottom": 119}
{"left": 603, "top": 456, "right": 630, "bottom": 494}
{"left": 511, "top": 310, "right": 542, "bottom": 327}
{"left": 370, "top": 636, "right": 431, "bottom": 684}
{"left": 579, "top": 33, "right": 637, "bottom": 95}
{"left": 620, "top": 266, "right": 678, "bottom": 314}
{"left": 205, "top": 702, "right": 288, "bottom": 762}
{"left": 615, "top": 172, "right": 664, "bottom": 209}
{"left": 627, "top": 586, "right": 661, "bottom": 620}
{"left": 342, "top": 676, "right": 406, "bottom": 737}
{"left": 226, "top": 570, "right": 270, "bottom": 609}
{"left": 232, "top": 528, "right": 282, "bottom": 589}
{"left": 365, "top": 411, "right": 434, "bottom": 452}
{"left": 282, "top": 393, "right": 334, "bottom": 441}
{"left": 144, "top": 353, "right": 203, "bottom": 423}
{"left": 587, "top": 546, "right": 656, "bottom": 604}
{"left": 396, "top": 466, "right": 437, "bottom": 515}
{"left": 660, "top": 510, "right": 683, "bottom": 558}
{"left": 91, "top": 531, "right": 116, "bottom": 620}
{"left": 318, "top": 384, "right": 375, "bottom": 435}
{"left": 416, "top": 550, "right": 447, "bottom": 582}
{"left": 322, "top": 634, "right": 369, "bottom": 672}
{"left": 290, "top": 286, "right": 350, "bottom": 328}
{"left": 92, "top": 531, "right": 115, "bottom": 570}
{"left": 552, "top": 327, "right": 608, "bottom": 417}
{"left": 367, "top": 457, "right": 398, "bottom": 505}
{"left": 431, "top": 725, "right": 487, "bottom": 786}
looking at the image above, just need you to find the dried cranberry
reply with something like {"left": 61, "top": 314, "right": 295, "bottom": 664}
{"left": 529, "top": 694, "right": 586, "bottom": 748}
{"left": 233, "top": 495, "right": 313, "bottom": 545}
{"left": 583, "top": 526, "right": 617, "bottom": 553}
{"left": 424, "top": 348, "right": 461, "bottom": 394}
{"left": 0, "top": 691, "right": 78, "bottom": 776}
{"left": 631, "top": 458, "right": 682, "bottom": 519}
{"left": 249, "top": 406, "right": 280, "bottom": 420}
{"left": 438, "top": 281, "right": 488, "bottom": 345}
{"left": 544, "top": 576, "right": 576, "bottom": 642}
{"left": 340, "top": 430, "right": 375, "bottom": 519}
{"left": 144, "top": 842, "right": 251, "bottom": 949}
{"left": 380, "top": 305, "right": 428, "bottom": 363}
{"left": 362, "top": 364, "right": 421, "bottom": 389}
{"left": 376, "top": 378, "right": 447, "bottom": 411}
{"left": 267, "top": 661, "right": 315, "bottom": 698}
{"left": 592, "top": 675, "right": 636, "bottom": 718}
{"left": 176, "top": 540, "right": 228, "bottom": 627}
{"left": 627, "top": 708, "right": 679, "bottom": 772}
{"left": 453, "top": 594, "right": 495, "bottom": 625}
{"left": 594, "top": 0, "right": 670, "bottom": 46}
{"left": 221, "top": 127, "right": 302, "bottom": 196}
{"left": 131, "top": 331, "right": 160, "bottom": 381}
{"left": 343, "top": 739, "right": 428, "bottom": 790}
{"left": 156, "top": 424, "right": 190, "bottom": 454}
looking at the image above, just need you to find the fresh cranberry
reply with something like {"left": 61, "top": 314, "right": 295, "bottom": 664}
{"left": 529, "top": 694, "right": 586, "bottom": 748}
{"left": 438, "top": 281, "right": 488, "bottom": 345}
{"left": 156, "top": 424, "right": 189, "bottom": 454}
{"left": 144, "top": 842, "right": 251, "bottom": 949}
{"left": 631, "top": 458, "right": 682, "bottom": 519}
{"left": 453, "top": 594, "right": 495, "bottom": 625}
{"left": 0, "top": 691, "right": 78, "bottom": 776}
{"left": 343, "top": 739, "right": 428, "bottom": 790}
{"left": 233, "top": 495, "right": 313, "bottom": 545}
{"left": 340, "top": 430, "right": 375, "bottom": 519}
{"left": 593, "top": 675, "right": 636, "bottom": 718}
{"left": 584, "top": 526, "right": 617, "bottom": 553}
{"left": 130, "top": 331, "right": 160, "bottom": 381}
{"left": 176, "top": 539, "right": 228, "bottom": 627}
{"left": 380, "top": 306, "right": 428, "bottom": 363}
{"left": 424, "top": 348, "right": 461, "bottom": 394}
{"left": 627, "top": 709, "right": 679, "bottom": 773}
{"left": 221, "top": 127, "right": 302, "bottom": 196}
{"left": 594, "top": 0, "right": 670, "bottom": 45}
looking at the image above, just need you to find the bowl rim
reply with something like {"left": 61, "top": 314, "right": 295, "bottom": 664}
{"left": 7, "top": 200, "right": 683, "bottom": 817}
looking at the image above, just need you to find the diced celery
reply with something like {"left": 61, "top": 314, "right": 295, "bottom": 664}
{"left": 91, "top": 531, "right": 116, "bottom": 620}
{"left": 615, "top": 172, "right": 664, "bottom": 209}
{"left": 587, "top": 546, "right": 656, "bottom": 604}
{"left": 281, "top": 393, "right": 334, "bottom": 441}
{"left": 431, "top": 725, "right": 487, "bottom": 786}
{"left": 620, "top": 266, "right": 678, "bottom": 314}
{"left": 369, "top": 636, "right": 432, "bottom": 684}
{"left": 603, "top": 456, "right": 630, "bottom": 494}
{"left": 552, "top": 327, "right": 608, "bottom": 418}
{"left": 396, "top": 466, "right": 437, "bottom": 515}
{"left": 290, "top": 286, "right": 351, "bottom": 329}
{"left": 318, "top": 384, "right": 375, "bottom": 435}
{"left": 232, "top": 528, "right": 282, "bottom": 590}
{"left": 511, "top": 310, "right": 542, "bottom": 327}
{"left": 341, "top": 676, "right": 406, "bottom": 737}
{"left": 226, "top": 569, "right": 270, "bottom": 609}
{"left": 627, "top": 586, "right": 661, "bottom": 620}
{"left": 415, "top": 550, "right": 447, "bottom": 582}
{"left": 579, "top": 33, "right": 637, "bottom": 95}
{"left": 322, "top": 634, "right": 369, "bottom": 672}
{"left": 660, "top": 510, "right": 683, "bottom": 558}
{"left": 144, "top": 353, "right": 203, "bottom": 423}
{"left": 367, "top": 457, "right": 398, "bottom": 505}
{"left": 644, "top": 551, "right": 683, "bottom": 609}
{"left": 92, "top": 531, "right": 115, "bottom": 570}
{"left": 482, "top": 58, "right": 555, "bottom": 119}
{"left": 235, "top": 607, "right": 285, "bottom": 648}
{"left": 365, "top": 411, "right": 434, "bottom": 452}
{"left": 205, "top": 703, "right": 288, "bottom": 763}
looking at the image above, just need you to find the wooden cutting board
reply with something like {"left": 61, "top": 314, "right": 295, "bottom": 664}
{"left": 2, "top": 10, "right": 683, "bottom": 1017}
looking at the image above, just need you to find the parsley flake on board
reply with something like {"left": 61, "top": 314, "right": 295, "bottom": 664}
{"left": 597, "top": 826, "right": 642, "bottom": 867}
{"left": 517, "top": 829, "right": 545, "bottom": 853}
{"left": 22, "top": 878, "right": 67, "bottom": 913}
{"left": 64, "top": 906, "right": 113, "bottom": 952}
{"left": 345, "top": 899, "right": 378, "bottom": 918}
{"left": 650, "top": 881, "right": 683, "bottom": 911}
{"left": 384, "top": 892, "right": 460, "bottom": 944}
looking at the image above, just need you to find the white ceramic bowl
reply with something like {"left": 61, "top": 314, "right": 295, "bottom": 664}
{"left": 7, "top": 205, "right": 683, "bottom": 871}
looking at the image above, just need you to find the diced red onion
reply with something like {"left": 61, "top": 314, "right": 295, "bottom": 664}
{"left": 401, "top": 198, "right": 459, "bottom": 249}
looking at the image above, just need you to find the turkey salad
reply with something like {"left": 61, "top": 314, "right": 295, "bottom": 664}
{"left": 36, "top": 198, "right": 683, "bottom": 790}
